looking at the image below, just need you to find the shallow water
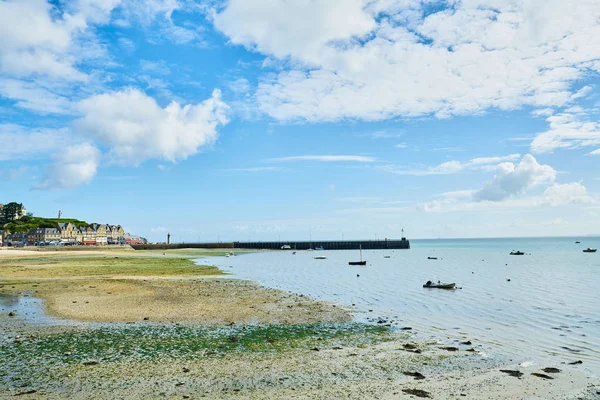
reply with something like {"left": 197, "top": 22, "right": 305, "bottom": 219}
{"left": 204, "top": 237, "right": 600, "bottom": 373}
{"left": 0, "top": 293, "right": 73, "bottom": 326}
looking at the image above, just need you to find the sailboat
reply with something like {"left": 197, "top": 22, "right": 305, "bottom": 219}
{"left": 349, "top": 246, "right": 367, "bottom": 265}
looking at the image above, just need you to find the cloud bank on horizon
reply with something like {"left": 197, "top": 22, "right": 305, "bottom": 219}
{"left": 1, "top": 0, "right": 599, "bottom": 239}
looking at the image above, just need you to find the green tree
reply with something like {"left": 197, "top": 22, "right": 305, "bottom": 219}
{"left": 1, "top": 202, "right": 24, "bottom": 225}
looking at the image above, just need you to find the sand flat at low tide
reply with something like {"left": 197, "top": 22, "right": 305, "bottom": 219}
{"left": 1, "top": 249, "right": 599, "bottom": 399}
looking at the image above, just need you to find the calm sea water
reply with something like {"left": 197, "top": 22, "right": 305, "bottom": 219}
{"left": 203, "top": 237, "right": 600, "bottom": 373}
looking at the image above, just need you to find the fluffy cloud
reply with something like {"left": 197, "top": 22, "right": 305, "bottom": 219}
{"left": 473, "top": 155, "right": 556, "bottom": 201}
{"left": 531, "top": 111, "right": 600, "bottom": 154}
{"left": 36, "top": 143, "right": 100, "bottom": 190}
{"left": 76, "top": 88, "right": 229, "bottom": 164}
{"left": 214, "top": 0, "right": 600, "bottom": 121}
{"left": 381, "top": 154, "right": 520, "bottom": 175}
{"left": 213, "top": 0, "right": 375, "bottom": 63}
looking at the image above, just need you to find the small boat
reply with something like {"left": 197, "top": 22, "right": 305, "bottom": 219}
{"left": 349, "top": 245, "right": 367, "bottom": 265}
{"left": 314, "top": 256, "right": 327, "bottom": 260}
{"left": 510, "top": 251, "right": 525, "bottom": 255}
{"left": 281, "top": 245, "right": 291, "bottom": 250}
{"left": 575, "top": 241, "right": 581, "bottom": 244}
{"left": 292, "top": 251, "right": 297, "bottom": 255}
{"left": 427, "top": 256, "right": 438, "bottom": 260}
{"left": 383, "top": 255, "right": 391, "bottom": 258}
{"left": 315, "top": 246, "right": 324, "bottom": 251}
{"left": 423, "top": 280, "right": 456, "bottom": 289}
{"left": 583, "top": 248, "right": 597, "bottom": 253}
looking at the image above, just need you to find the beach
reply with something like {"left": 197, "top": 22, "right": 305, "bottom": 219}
{"left": 1, "top": 247, "right": 598, "bottom": 399}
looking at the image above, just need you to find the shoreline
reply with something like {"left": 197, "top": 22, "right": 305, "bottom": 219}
{"left": 1, "top": 249, "right": 598, "bottom": 399}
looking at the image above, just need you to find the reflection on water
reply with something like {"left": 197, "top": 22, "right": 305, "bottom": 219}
{"left": 203, "top": 237, "right": 600, "bottom": 373}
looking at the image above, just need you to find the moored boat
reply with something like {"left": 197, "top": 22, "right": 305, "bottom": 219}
{"left": 583, "top": 248, "right": 597, "bottom": 253}
{"left": 423, "top": 281, "right": 456, "bottom": 289}
{"left": 349, "top": 245, "right": 366, "bottom": 265}
{"left": 427, "top": 256, "right": 438, "bottom": 260}
{"left": 510, "top": 251, "right": 525, "bottom": 255}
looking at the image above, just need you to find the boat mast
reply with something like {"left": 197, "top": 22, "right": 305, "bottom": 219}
{"left": 360, "top": 245, "right": 363, "bottom": 262}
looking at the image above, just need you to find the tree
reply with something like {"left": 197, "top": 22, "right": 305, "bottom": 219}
{"left": 0, "top": 202, "right": 24, "bottom": 225}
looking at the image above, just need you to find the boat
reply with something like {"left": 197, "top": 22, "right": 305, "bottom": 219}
{"left": 583, "top": 248, "right": 597, "bottom": 253}
{"left": 281, "top": 245, "right": 291, "bottom": 250}
{"left": 427, "top": 256, "right": 438, "bottom": 260}
{"left": 349, "top": 245, "right": 366, "bottom": 265}
{"left": 383, "top": 255, "right": 391, "bottom": 258}
{"left": 423, "top": 280, "right": 456, "bottom": 289}
{"left": 510, "top": 251, "right": 525, "bottom": 255}
{"left": 575, "top": 241, "right": 581, "bottom": 244}
{"left": 315, "top": 246, "right": 324, "bottom": 251}
{"left": 314, "top": 256, "right": 327, "bottom": 260}
{"left": 292, "top": 251, "right": 297, "bottom": 255}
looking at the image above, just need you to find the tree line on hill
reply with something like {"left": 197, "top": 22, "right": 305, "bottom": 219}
{"left": 1, "top": 202, "right": 89, "bottom": 233}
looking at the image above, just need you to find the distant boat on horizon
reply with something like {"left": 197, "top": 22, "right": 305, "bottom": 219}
{"left": 510, "top": 250, "right": 525, "bottom": 255}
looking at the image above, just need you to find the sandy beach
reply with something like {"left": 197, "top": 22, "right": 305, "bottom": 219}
{"left": 1, "top": 249, "right": 598, "bottom": 399}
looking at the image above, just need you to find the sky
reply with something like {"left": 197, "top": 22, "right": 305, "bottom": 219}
{"left": 1, "top": 0, "right": 600, "bottom": 242}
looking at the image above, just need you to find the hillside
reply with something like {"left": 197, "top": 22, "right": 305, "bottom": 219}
{"left": 2, "top": 216, "right": 89, "bottom": 233}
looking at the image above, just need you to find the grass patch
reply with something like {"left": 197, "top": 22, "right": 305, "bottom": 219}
{"left": 0, "top": 256, "right": 224, "bottom": 280}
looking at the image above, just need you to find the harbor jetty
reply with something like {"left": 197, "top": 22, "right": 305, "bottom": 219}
{"left": 132, "top": 238, "right": 410, "bottom": 251}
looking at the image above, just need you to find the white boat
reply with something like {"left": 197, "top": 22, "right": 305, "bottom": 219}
{"left": 281, "top": 245, "right": 291, "bottom": 250}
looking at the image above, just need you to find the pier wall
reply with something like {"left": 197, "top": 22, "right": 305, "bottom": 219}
{"left": 132, "top": 239, "right": 409, "bottom": 251}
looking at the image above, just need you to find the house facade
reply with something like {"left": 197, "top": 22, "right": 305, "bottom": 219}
{"left": 28, "top": 228, "right": 61, "bottom": 243}
{"left": 57, "top": 223, "right": 77, "bottom": 240}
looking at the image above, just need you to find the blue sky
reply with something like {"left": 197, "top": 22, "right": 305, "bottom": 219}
{"left": 1, "top": 0, "right": 600, "bottom": 242}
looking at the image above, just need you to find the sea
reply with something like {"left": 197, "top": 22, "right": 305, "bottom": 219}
{"left": 202, "top": 237, "right": 600, "bottom": 374}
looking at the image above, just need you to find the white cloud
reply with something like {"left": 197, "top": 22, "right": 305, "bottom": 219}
{"left": 473, "top": 154, "right": 556, "bottom": 201}
{"left": 215, "top": 0, "right": 600, "bottom": 121}
{"left": 531, "top": 111, "right": 600, "bottom": 154}
{"left": 420, "top": 182, "right": 594, "bottom": 213}
{"left": 140, "top": 60, "right": 171, "bottom": 75}
{"left": 268, "top": 155, "right": 376, "bottom": 163}
{"left": 0, "top": 0, "right": 124, "bottom": 81}
{"left": 438, "top": 190, "right": 476, "bottom": 199}
{"left": 0, "top": 78, "right": 74, "bottom": 114}
{"left": 213, "top": 0, "right": 375, "bottom": 64}
{"left": 227, "top": 78, "right": 251, "bottom": 94}
{"left": 0, "top": 124, "right": 76, "bottom": 161}
{"left": 395, "top": 143, "right": 408, "bottom": 149}
{"left": 75, "top": 88, "right": 229, "bottom": 165}
{"left": 381, "top": 153, "right": 520, "bottom": 175}
{"left": 225, "top": 167, "right": 281, "bottom": 172}
{"left": 36, "top": 143, "right": 101, "bottom": 190}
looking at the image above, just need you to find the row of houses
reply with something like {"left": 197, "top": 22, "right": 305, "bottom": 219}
{"left": 0, "top": 223, "right": 146, "bottom": 246}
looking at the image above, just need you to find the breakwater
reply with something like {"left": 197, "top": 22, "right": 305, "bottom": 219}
{"left": 132, "top": 239, "right": 409, "bottom": 251}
